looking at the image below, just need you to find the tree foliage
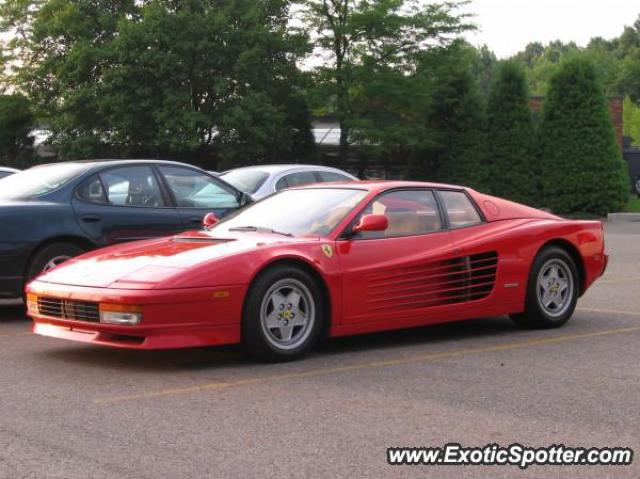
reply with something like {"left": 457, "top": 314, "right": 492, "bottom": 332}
{"left": 424, "top": 42, "right": 487, "bottom": 189}
{"left": 486, "top": 61, "right": 536, "bottom": 204}
{"left": 0, "top": 94, "right": 35, "bottom": 166}
{"left": 303, "top": 0, "right": 473, "bottom": 163}
{"left": 537, "top": 58, "right": 629, "bottom": 215}
{"left": 1, "top": 0, "right": 314, "bottom": 166}
{"left": 510, "top": 15, "right": 640, "bottom": 102}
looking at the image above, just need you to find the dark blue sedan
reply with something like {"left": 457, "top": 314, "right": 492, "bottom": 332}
{"left": 0, "top": 159, "right": 250, "bottom": 299}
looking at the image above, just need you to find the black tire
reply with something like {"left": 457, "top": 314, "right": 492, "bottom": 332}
{"left": 510, "top": 246, "right": 579, "bottom": 329}
{"left": 26, "top": 242, "right": 85, "bottom": 283}
{"left": 242, "top": 265, "right": 325, "bottom": 362}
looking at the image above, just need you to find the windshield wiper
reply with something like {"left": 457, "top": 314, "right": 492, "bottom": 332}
{"left": 228, "top": 226, "right": 293, "bottom": 237}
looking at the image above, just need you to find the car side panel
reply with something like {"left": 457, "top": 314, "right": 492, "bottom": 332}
{"left": 330, "top": 218, "right": 605, "bottom": 338}
{"left": 28, "top": 239, "right": 346, "bottom": 348}
{"left": 448, "top": 218, "right": 606, "bottom": 307}
{"left": 71, "top": 197, "right": 184, "bottom": 245}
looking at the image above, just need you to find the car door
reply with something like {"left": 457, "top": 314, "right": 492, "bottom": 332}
{"left": 157, "top": 165, "right": 241, "bottom": 228}
{"left": 337, "top": 188, "right": 456, "bottom": 325}
{"left": 71, "top": 165, "right": 183, "bottom": 245}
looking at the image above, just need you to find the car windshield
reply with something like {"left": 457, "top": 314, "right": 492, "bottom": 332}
{"left": 212, "top": 188, "right": 368, "bottom": 237}
{"left": 0, "top": 163, "right": 88, "bottom": 200}
{"left": 220, "top": 169, "right": 270, "bottom": 194}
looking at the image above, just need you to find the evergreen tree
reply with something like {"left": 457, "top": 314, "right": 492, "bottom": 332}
{"left": 537, "top": 58, "right": 629, "bottom": 214}
{"left": 486, "top": 61, "right": 537, "bottom": 204}
{"left": 424, "top": 43, "right": 488, "bottom": 190}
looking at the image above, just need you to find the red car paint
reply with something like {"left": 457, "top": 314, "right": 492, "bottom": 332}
{"left": 26, "top": 181, "right": 607, "bottom": 349}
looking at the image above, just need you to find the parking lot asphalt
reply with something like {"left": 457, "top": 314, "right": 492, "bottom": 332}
{"left": 0, "top": 222, "right": 639, "bottom": 479}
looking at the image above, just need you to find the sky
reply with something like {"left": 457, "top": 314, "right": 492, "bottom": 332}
{"left": 464, "top": 0, "right": 640, "bottom": 58}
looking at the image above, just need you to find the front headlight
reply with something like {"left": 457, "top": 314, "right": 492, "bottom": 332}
{"left": 99, "top": 303, "right": 142, "bottom": 325}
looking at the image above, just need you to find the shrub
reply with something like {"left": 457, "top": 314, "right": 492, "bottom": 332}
{"left": 537, "top": 58, "right": 629, "bottom": 215}
{"left": 486, "top": 61, "right": 537, "bottom": 204}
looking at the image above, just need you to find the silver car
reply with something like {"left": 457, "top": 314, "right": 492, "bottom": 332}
{"left": 219, "top": 164, "right": 358, "bottom": 200}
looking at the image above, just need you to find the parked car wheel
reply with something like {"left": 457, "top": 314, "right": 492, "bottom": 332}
{"left": 242, "top": 265, "right": 325, "bottom": 361}
{"left": 27, "top": 242, "right": 85, "bottom": 281}
{"left": 510, "top": 246, "right": 579, "bottom": 329}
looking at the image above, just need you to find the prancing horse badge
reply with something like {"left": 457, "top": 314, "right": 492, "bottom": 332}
{"left": 321, "top": 244, "right": 333, "bottom": 258}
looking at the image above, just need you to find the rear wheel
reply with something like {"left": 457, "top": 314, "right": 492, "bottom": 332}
{"left": 27, "top": 242, "right": 85, "bottom": 282}
{"left": 242, "top": 266, "right": 325, "bottom": 361}
{"left": 510, "top": 246, "right": 579, "bottom": 329}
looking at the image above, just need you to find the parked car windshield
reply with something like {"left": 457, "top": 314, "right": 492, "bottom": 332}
{"left": 212, "top": 188, "right": 367, "bottom": 237}
{"left": 219, "top": 169, "right": 270, "bottom": 194}
{"left": 0, "top": 163, "right": 88, "bottom": 200}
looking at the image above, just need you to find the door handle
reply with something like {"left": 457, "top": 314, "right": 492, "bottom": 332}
{"left": 81, "top": 214, "right": 101, "bottom": 223}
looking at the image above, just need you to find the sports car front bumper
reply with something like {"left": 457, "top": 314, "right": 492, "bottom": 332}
{"left": 26, "top": 280, "right": 246, "bottom": 349}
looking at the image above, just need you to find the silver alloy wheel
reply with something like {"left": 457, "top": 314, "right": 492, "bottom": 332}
{"left": 536, "top": 258, "right": 574, "bottom": 318}
{"left": 42, "top": 255, "right": 72, "bottom": 273}
{"left": 260, "top": 278, "right": 315, "bottom": 351}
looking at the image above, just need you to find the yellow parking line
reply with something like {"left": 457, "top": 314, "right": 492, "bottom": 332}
{"left": 578, "top": 307, "right": 640, "bottom": 317}
{"left": 95, "top": 325, "right": 640, "bottom": 405}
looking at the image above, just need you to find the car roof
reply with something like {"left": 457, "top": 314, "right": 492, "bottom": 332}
{"left": 29, "top": 159, "right": 204, "bottom": 171}
{"left": 222, "top": 164, "right": 353, "bottom": 175}
{"left": 292, "top": 180, "right": 467, "bottom": 193}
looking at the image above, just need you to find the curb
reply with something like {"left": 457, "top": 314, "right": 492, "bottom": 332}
{"left": 607, "top": 213, "right": 640, "bottom": 223}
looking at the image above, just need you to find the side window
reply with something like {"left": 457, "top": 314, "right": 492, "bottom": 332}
{"left": 355, "top": 189, "right": 442, "bottom": 239}
{"left": 76, "top": 175, "right": 107, "bottom": 204}
{"left": 159, "top": 166, "right": 239, "bottom": 209}
{"left": 282, "top": 171, "right": 317, "bottom": 188}
{"left": 316, "top": 171, "right": 352, "bottom": 182}
{"left": 275, "top": 176, "right": 288, "bottom": 191}
{"left": 439, "top": 190, "right": 482, "bottom": 228}
{"left": 100, "top": 166, "right": 165, "bottom": 207}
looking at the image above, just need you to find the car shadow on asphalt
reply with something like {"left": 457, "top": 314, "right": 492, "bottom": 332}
{"left": 32, "top": 316, "right": 521, "bottom": 373}
{"left": 0, "top": 302, "right": 28, "bottom": 323}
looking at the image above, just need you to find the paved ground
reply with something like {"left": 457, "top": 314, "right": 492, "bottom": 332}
{"left": 0, "top": 222, "right": 639, "bottom": 479}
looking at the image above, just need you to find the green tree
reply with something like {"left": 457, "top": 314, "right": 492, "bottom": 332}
{"left": 303, "top": 0, "right": 472, "bottom": 166}
{"left": 537, "top": 58, "right": 629, "bottom": 215}
{"left": 424, "top": 42, "right": 488, "bottom": 189}
{"left": 102, "top": 0, "right": 313, "bottom": 165}
{"left": 486, "top": 61, "right": 536, "bottom": 204}
{"left": 1, "top": 0, "right": 314, "bottom": 165}
{"left": 1, "top": 0, "right": 139, "bottom": 158}
{"left": 473, "top": 44, "right": 498, "bottom": 97}
{"left": 0, "top": 94, "right": 35, "bottom": 167}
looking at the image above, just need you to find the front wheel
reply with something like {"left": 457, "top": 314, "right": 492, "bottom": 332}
{"left": 510, "top": 246, "right": 579, "bottom": 329}
{"left": 242, "top": 266, "right": 325, "bottom": 361}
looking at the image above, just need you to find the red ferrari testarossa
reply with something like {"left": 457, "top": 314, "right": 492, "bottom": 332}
{"left": 26, "top": 181, "right": 607, "bottom": 360}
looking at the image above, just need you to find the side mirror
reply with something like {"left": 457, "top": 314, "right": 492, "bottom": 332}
{"left": 239, "top": 192, "right": 253, "bottom": 207}
{"left": 352, "top": 214, "right": 388, "bottom": 234}
{"left": 203, "top": 212, "right": 219, "bottom": 228}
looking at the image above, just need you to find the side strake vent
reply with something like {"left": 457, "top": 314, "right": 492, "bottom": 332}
{"left": 366, "top": 251, "right": 498, "bottom": 312}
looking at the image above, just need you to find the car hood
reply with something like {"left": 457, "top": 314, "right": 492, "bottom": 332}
{"left": 36, "top": 230, "right": 316, "bottom": 289}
